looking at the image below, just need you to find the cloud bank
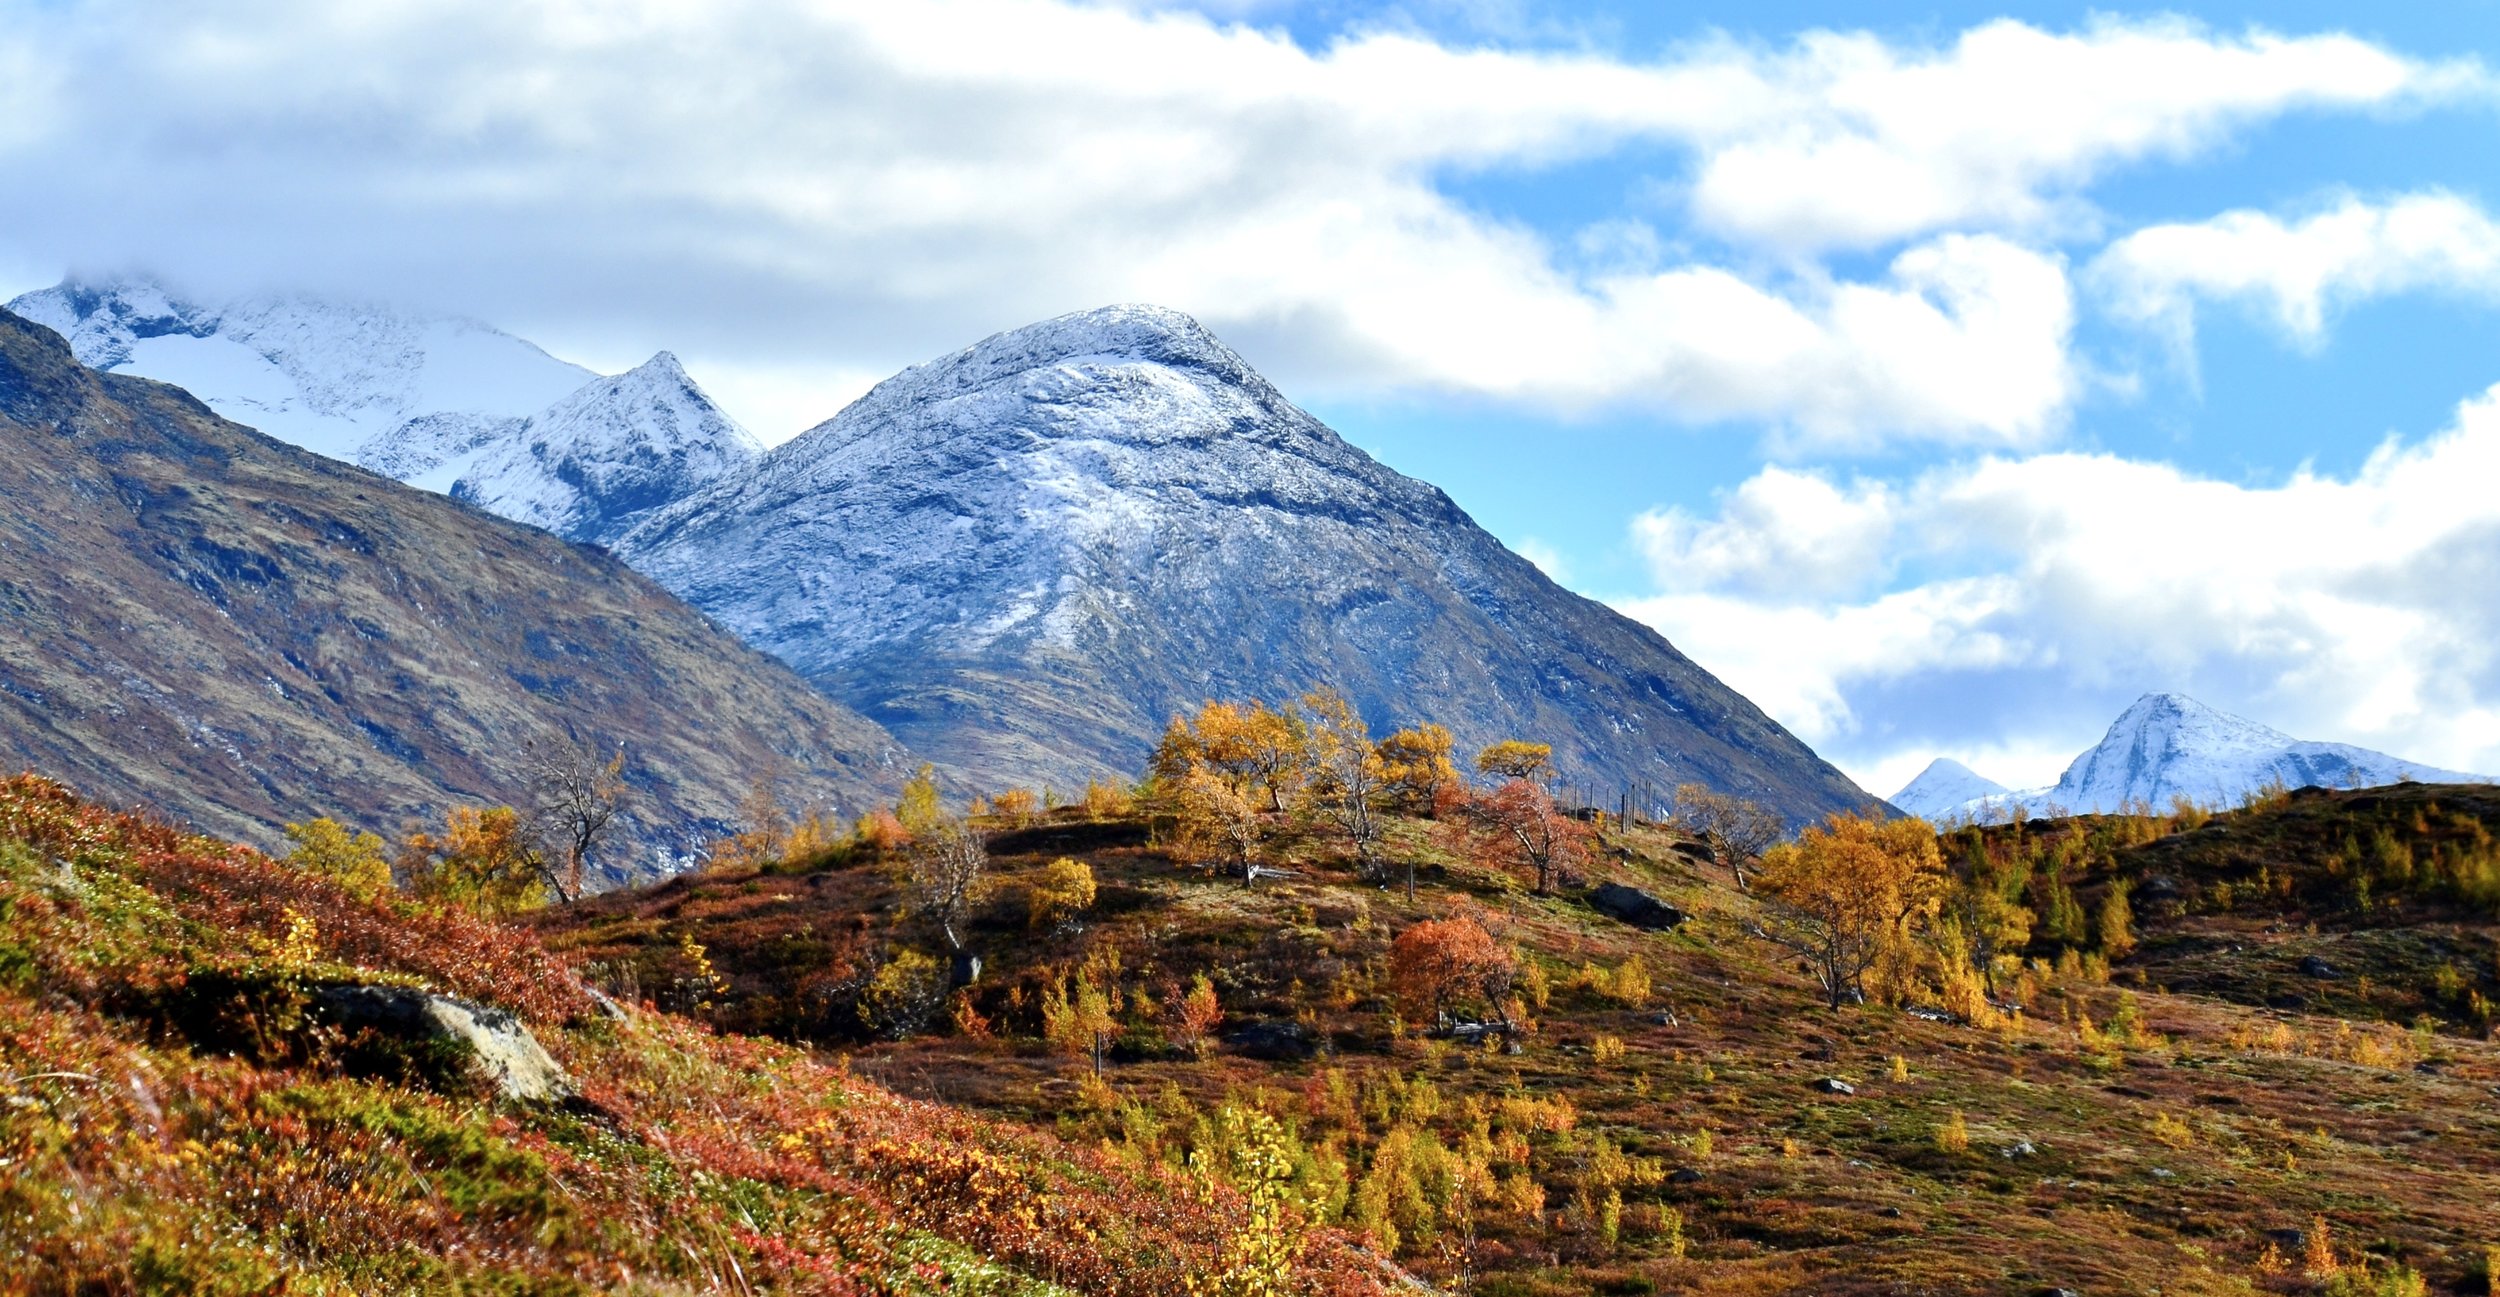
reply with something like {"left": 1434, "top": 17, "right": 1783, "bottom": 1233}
{"left": 0, "top": 1, "right": 2466, "bottom": 444}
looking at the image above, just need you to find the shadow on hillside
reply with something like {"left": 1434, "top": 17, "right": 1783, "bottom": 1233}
{"left": 981, "top": 818, "right": 1149, "bottom": 857}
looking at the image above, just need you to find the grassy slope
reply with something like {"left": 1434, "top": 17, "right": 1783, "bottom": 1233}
{"left": 0, "top": 773, "right": 1397, "bottom": 1296}
{"left": 544, "top": 791, "right": 2500, "bottom": 1297}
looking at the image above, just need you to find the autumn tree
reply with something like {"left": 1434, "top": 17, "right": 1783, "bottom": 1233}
{"left": 707, "top": 776, "right": 793, "bottom": 871}
{"left": 1027, "top": 856, "right": 1097, "bottom": 933}
{"left": 1936, "top": 832, "right": 2033, "bottom": 996}
{"left": 1042, "top": 954, "right": 1124, "bottom": 1077}
{"left": 1186, "top": 1106, "right": 1307, "bottom": 1296}
{"left": 1153, "top": 700, "right": 1312, "bottom": 812}
{"left": 1674, "top": 783, "right": 1785, "bottom": 891}
{"left": 282, "top": 818, "right": 392, "bottom": 902}
{"left": 1474, "top": 740, "right": 1553, "bottom": 783}
{"left": 1170, "top": 971, "right": 1223, "bottom": 1059}
{"left": 1239, "top": 703, "right": 1313, "bottom": 813}
{"left": 1081, "top": 779, "right": 1133, "bottom": 820}
{"left": 900, "top": 816, "right": 988, "bottom": 963}
{"left": 2097, "top": 880, "right": 2137, "bottom": 960}
{"left": 991, "top": 787, "right": 1041, "bottom": 827}
{"left": 861, "top": 948, "right": 949, "bottom": 1039}
{"left": 1455, "top": 778, "right": 1590, "bottom": 895}
{"left": 1302, "top": 687, "right": 1389, "bottom": 883}
{"left": 398, "top": 805, "right": 547, "bottom": 917}
{"left": 895, "top": 763, "right": 946, "bottom": 837}
{"left": 524, "top": 734, "right": 630, "bottom": 904}
{"left": 1389, "top": 915, "right": 1517, "bottom": 1030}
{"left": 1172, "top": 766, "right": 1263, "bottom": 884}
{"left": 1754, "top": 811, "right": 1945, "bottom": 1008}
{"left": 1377, "top": 724, "right": 1460, "bottom": 817}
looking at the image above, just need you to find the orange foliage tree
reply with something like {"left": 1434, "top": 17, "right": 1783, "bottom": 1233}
{"left": 396, "top": 805, "right": 547, "bottom": 916}
{"left": 1454, "top": 778, "right": 1590, "bottom": 895}
{"left": 1151, "top": 700, "right": 1312, "bottom": 812}
{"left": 1388, "top": 915, "right": 1517, "bottom": 1030}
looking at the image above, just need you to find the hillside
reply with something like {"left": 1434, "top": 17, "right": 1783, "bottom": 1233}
{"left": 1952, "top": 780, "right": 2500, "bottom": 1036}
{"left": 616, "top": 305, "right": 1874, "bottom": 824}
{"left": 0, "top": 305, "right": 901, "bottom": 878}
{"left": 540, "top": 769, "right": 2500, "bottom": 1296}
{"left": 0, "top": 772, "right": 1400, "bottom": 1294}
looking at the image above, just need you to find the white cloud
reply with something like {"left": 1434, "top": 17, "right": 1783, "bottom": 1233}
{"left": 0, "top": 4, "right": 2457, "bottom": 445}
{"left": 1677, "top": 19, "right": 2466, "bottom": 253}
{"left": 2093, "top": 191, "right": 2500, "bottom": 347}
{"left": 1618, "top": 388, "right": 2500, "bottom": 788}
{"left": 1512, "top": 536, "right": 1571, "bottom": 583}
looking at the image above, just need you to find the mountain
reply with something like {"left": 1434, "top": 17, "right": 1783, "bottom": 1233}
{"left": 1888, "top": 757, "right": 2009, "bottom": 820}
{"left": 1914, "top": 692, "right": 2492, "bottom": 821}
{"left": 6, "top": 277, "right": 758, "bottom": 548}
{"left": 618, "top": 304, "right": 1874, "bottom": 821}
{"left": 7, "top": 276, "right": 591, "bottom": 468}
{"left": 445, "top": 351, "right": 763, "bottom": 547}
{"left": 0, "top": 304, "right": 903, "bottom": 879}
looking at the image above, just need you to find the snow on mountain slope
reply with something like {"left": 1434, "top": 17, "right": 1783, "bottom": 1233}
{"left": 1921, "top": 692, "right": 2493, "bottom": 822}
{"left": 6, "top": 278, "right": 592, "bottom": 465}
{"left": 617, "top": 304, "right": 1876, "bottom": 820}
{"left": 1889, "top": 758, "right": 2010, "bottom": 820}
{"left": 7, "top": 277, "right": 758, "bottom": 547}
{"left": 449, "top": 352, "right": 762, "bottom": 547}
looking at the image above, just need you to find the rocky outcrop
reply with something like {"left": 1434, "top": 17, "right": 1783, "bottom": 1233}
{"left": 312, "top": 984, "right": 576, "bottom": 1103}
{"left": 1589, "top": 882, "right": 1688, "bottom": 931}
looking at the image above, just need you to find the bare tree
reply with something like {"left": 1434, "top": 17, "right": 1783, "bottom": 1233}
{"left": 526, "top": 735, "right": 630, "bottom": 904}
{"left": 1301, "top": 688, "right": 1390, "bottom": 887}
{"left": 902, "top": 817, "right": 988, "bottom": 955}
{"left": 1674, "top": 783, "right": 1783, "bottom": 892}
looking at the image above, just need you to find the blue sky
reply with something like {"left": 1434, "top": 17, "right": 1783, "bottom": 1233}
{"left": 5, "top": 0, "right": 2500, "bottom": 798}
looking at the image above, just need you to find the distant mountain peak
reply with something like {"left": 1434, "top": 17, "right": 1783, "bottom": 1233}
{"left": 1889, "top": 757, "right": 2010, "bottom": 821}
{"left": 448, "top": 350, "right": 761, "bottom": 547}
{"left": 1909, "top": 691, "right": 2491, "bottom": 822}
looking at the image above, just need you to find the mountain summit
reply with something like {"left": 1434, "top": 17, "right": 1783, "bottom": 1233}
{"left": 446, "top": 351, "right": 764, "bottom": 546}
{"left": 619, "top": 305, "right": 1875, "bottom": 819}
{"left": 1902, "top": 692, "right": 2492, "bottom": 821}
{"left": 1888, "top": 757, "right": 2010, "bottom": 820}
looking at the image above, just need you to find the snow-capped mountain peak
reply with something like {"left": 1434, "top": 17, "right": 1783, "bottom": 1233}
{"left": 1888, "top": 757, "right": 2010, "bottom": 821}
{"left": 1906, "top": 692, "right": 2492, "bottom": 822}
{"left": 2055, "top": 692, "right": 2296, "bottom": 810}
{"left": 447, "top": 350, "right": 763, "bottom": 547}
{"left": 9, "top": 275, "right": 761, "bottom": 547}
{"left": 616, "top": 302, "right": 1876, "bottom": 820}
{"left": 6, "top": 275, "right": 593, "bottom": 464}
